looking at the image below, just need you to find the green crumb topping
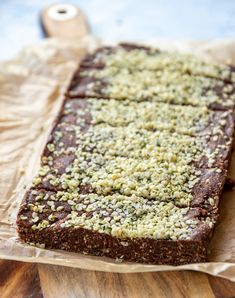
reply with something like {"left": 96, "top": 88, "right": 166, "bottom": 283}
{"left": 26, "top": 191, "right": 213, "bottom": 240}
{"left": 47, "top": 143, "right": 55, "bottom": 152}
{"left": 80, "top": 47, "right": 235, "bottom": 107}
{"left": 26, "top": 45, "right": 232, "bottom": 242}
{"left": 84, "top": 68, "right": 235, "bottom": 106}
{"left": 97, "top": 47, "right": 235, "bottom": 82}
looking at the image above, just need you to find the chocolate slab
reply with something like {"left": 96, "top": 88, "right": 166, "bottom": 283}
{"left": 17, "top": 189, "right": 215, "bottom": 265}
{"left": 17, "top": 44, "right": 235, "bottom": 265}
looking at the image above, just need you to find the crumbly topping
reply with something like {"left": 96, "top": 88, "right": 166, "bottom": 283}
{"left": 34, "top": 117, "right": 223, "bottom": 206}
{"left": 81, "top": 67, "right": 235, "bottom": 106}
{"left": 82, "top": 99, "right": 230, "bottom": 137}
{"left": 95, "top": 47, "right": 235, "bottom": 82}
{"left": 26, "top": 45, "right": 233, "bottom": 241}
{"left": 23, "top": 191, "right": 204, "bottom": 240}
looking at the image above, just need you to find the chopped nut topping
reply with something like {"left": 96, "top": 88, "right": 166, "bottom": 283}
{"left": 27, "top": 191, "right": 208, "bottom": 240}
{"left": 24, "top": 45, "right": 233, "bottom": 242}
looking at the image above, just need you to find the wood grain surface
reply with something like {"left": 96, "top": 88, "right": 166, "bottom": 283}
{"left": 0, "top": 260, "right": 234, "bottom": 298}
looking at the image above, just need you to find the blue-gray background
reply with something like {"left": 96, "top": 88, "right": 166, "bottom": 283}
{"left": 1, "top": 0, "right": 235, "bottom": 60}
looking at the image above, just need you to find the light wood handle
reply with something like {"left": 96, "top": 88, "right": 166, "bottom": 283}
{"left": 41, "top": 3, "right": 89, "bottom": 38}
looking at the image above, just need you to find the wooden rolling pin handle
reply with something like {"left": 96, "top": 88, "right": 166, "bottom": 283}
{"left": 41, "top": 3, "right": 89, "bottom": 38}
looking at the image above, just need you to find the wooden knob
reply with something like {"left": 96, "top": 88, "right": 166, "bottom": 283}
{"left": 41, "top": 3, "right": 89, "bottom": 38}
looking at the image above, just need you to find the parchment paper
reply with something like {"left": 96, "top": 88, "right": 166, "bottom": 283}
{"left": 1, "top": 37, "right": 235, "bottom": 281}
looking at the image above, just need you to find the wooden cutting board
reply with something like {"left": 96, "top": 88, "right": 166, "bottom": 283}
{"left": 0, "top": 260, "right": 235, "bottom": 297}
{"left": 1, "top": 4, "right": 234, "bottom": 297}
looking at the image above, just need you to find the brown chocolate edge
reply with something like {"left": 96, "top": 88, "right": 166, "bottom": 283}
{"left": 17, "top": 222, "right": 208, "bottom": 265}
